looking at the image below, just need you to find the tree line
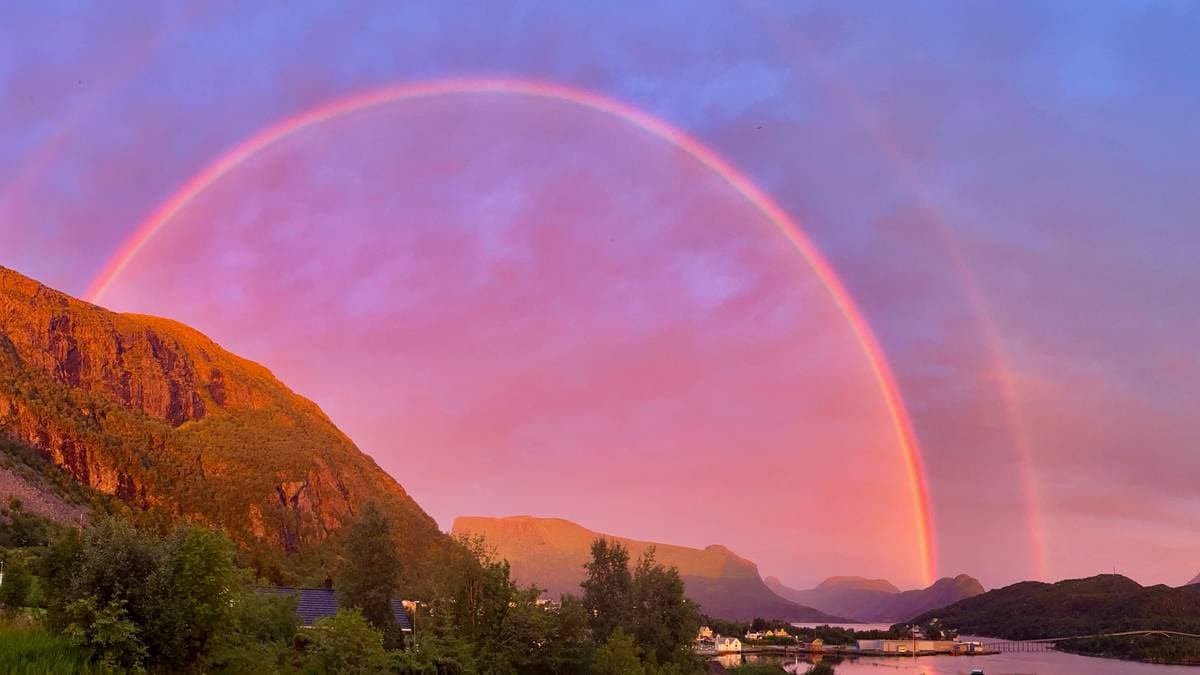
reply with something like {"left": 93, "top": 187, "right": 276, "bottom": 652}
{"left": 1, "top": 499, "right": 708, "bottom": 673}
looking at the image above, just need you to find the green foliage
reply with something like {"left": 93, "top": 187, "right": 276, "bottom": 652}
{"left": 152, "top": 526, "right": 242, "bottom": 664}
{"left": 592, "top": 629, "right": 645, "bottom": 675}
{"left": 1061, "top": 634, "right": 1200, "bottom": 666}
{"left": 581, "top": 539, "right": 705, "bottom": 674}
{"left": 64, "top": 595, "right": 147, "bottom": 670}
{"left": 303, "top": 608, "right": 389, "bottom": 674}
{"left": 0, "top": 550, "right": 34, "bottom": 609}
{"left": 59, "top": 518, "right": 250, "bottom": 671}
{"left": 207, "top": 592, "right": 301, "bottom": 673}
{"left": 581, "top": 538, "right": 632, "bottom": 643}
{"left": 0, "top": 497, "right": 51, "bottom": 549}
{"left": 727, "top": 665, "right": 788, "bottom": 675}
{"left": 38, "top": 527, "right": 83, "bottom": 627}
{"left": 0, "top": 619, "right": 96, "bottom": 674}
{"left": 629, "top": 547, "right": 701, "bottom": 666}
{"left": 337, "top": 502, "right": 401, "bottom": 636}
{"left": 706, "top": 616, "right": 900, "bottom": 646}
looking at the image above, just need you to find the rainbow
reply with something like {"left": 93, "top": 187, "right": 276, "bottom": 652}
{"left": 86, "top": 77, "right": 938, "bottom": 584}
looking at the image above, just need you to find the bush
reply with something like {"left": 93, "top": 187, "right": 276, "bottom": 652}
{"left": 302, "top": 608, "right": 389, "bottom": 674}
{"left": 593, "top": 629, "right": 645, "bottom": 675}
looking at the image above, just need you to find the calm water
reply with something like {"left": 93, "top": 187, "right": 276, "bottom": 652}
{"left": 791, "top": 623, "right": 895, "bottom": 632}
{"left": 725, "top": 651, "right": 1200, "bottom": 674}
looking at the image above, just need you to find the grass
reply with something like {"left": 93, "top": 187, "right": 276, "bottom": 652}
{"left": 0, "top": 619, "right": 94, "bottom": 674}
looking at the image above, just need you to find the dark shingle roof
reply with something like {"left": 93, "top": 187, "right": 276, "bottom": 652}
{"left": 256, "top": 587, "right": 413, "bottom": 631}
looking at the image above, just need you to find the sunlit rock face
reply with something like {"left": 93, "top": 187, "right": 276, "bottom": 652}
{"left": 0, "top": 265, "right": 443, "bottom": 567}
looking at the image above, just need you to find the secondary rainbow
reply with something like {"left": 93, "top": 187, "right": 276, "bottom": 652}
{"left": 86, "top": 77, "right": 938, "bottom": 584}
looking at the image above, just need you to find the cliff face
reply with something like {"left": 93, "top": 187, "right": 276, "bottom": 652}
{"left": 0, "top": 266, "right": 442, "bottom": 571}
{"left": 766, "top": 573, "right": 985, "bottom": 623}
{"left": 452, "top": 515, "right": 846, "bottom": 622}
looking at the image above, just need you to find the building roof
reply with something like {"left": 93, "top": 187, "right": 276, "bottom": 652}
{"left": 256, "top": 587, "right": 413, "bottom": 631}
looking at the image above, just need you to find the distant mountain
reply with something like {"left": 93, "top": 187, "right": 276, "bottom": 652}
{"left": 905, "top": 574, "right": 1200, "bottom": 640}
{"left": 765, "top": 573, "right": 984, "bottom": 623}
{"left": 1188, "top": 572, "right": 1200, "bottom": 586}
{"left": 452, "top": 515, "right": 846, "bottom": 622}
{"left": 0, "top": 266, "right": 445, "bottom": 579}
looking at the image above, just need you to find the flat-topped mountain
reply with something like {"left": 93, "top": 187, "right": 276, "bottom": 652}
{"left": 452, "top": 515, "right": 846, "bottom": 622}
{"left": 0, "top": 266, "right": 443, "bottom": 579}
{"left": 766, "top": 573, "right": 984, "bottom": 623}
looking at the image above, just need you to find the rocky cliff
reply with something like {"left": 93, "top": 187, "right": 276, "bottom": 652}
{"left": 0, "top": 266, "right": 442, "bottom": 577}
{"left": 452, "top": 515, "right": 846, "bottom": 622}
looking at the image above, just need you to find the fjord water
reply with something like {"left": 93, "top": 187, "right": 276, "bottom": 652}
{"left": 735, "top": 650, "right": 1198, "bottom": 673}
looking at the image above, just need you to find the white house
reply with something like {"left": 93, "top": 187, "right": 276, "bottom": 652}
{"left": 715, "top": 636, "right": 742, "bottom": 653}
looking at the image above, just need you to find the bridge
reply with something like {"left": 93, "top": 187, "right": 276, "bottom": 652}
{"left": 987, "top": 630, "right": 1200, "bottom": 653}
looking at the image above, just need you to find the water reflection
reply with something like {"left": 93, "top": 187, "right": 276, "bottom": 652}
{"left": 721, "top": 651, "right": 1197, "bottom": 674}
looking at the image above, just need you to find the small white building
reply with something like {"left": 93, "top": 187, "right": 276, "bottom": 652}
{"left": 715, "top": 636, "right": 742, "bottom": 653}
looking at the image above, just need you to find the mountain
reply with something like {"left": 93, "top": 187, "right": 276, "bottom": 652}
{"left": 1188, "top": 572, "right": 1200, "bottom": 586}
{"left": 905, "top": 574, "right": 1200, "bottom": 640}
{"left": 765, "top": 573, "right": 984, "bottom": 623}
{"left": 452, "top": 515, "right": 846, "bottom": 622}
{"left": 0, "top": 266, "right": 443, "bottom": 578}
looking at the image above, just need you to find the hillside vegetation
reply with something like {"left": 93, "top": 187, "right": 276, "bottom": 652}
{"left": 903, "top": 574, "right": 1200, "bottom": 664}
{"left": 0, "top": 266, "right": 444, "bottom": 582}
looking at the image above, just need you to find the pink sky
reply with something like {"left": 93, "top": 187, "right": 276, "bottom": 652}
{"left": 98, "top": 98, "right": 932, "bottom": 589}
{"left": 4, "top": 2, "right": 1198, "bottom": 591}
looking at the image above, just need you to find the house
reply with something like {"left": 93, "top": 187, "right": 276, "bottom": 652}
{"left": 745, "top": 631, "right": 765, "bottom": 640}
{"left": 256, "top": 587, "right": 413, "bottom": 632}
{"left": 766, "top": 628, "right": 790, "bottom": 638}
{"left": 697, "top": 626, "right": 714, "bottom": 640}
{"left": 855, "top": 639, "right": 958, "bottom": 654}
{"left": 715, "top": 636, "right": 742, "bottom": 653}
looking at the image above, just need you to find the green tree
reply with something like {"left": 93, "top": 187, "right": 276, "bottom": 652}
{"left": 581, "top": 538, "right": 633, "bottom": 643}
{"left": 593, "top": 629, "right": 645, "bottom": 675}
{"left": 540, "top": 594, "right": 595, "bottom": 673}
{"left": 336, "top": 502, "right": 401, "bottom": 636}
{"left": 0, "top": 551, "right": 33, "bottom": 609}
{"left": 303, "top": 608, "right": 389, "bottom": 674}
{"left": 39, "top": 527, "right": 83, "bottom": 629}
{"left": 629, "top": 547, "right": 701, "bottom": 667}
{"left": 150, "top": 526, "right": 242, "bottom": 665}
{"left": 208, "top": 592, "right": 300, "bottom": 673}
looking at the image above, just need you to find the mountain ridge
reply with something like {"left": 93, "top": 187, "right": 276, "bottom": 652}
{"left": 453, "top": 514, "right": 846, "bottom": 622}
{"left": 765, "top": 573, "right": 984, "bottom": 623}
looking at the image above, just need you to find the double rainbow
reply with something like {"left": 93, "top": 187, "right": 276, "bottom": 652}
{"left": 86, "top": 77, "right": 938, "bottom": 584}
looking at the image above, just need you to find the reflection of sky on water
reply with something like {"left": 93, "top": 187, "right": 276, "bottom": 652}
{"left": 727, "top": 650, "right": 1196, "bottom": 674}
